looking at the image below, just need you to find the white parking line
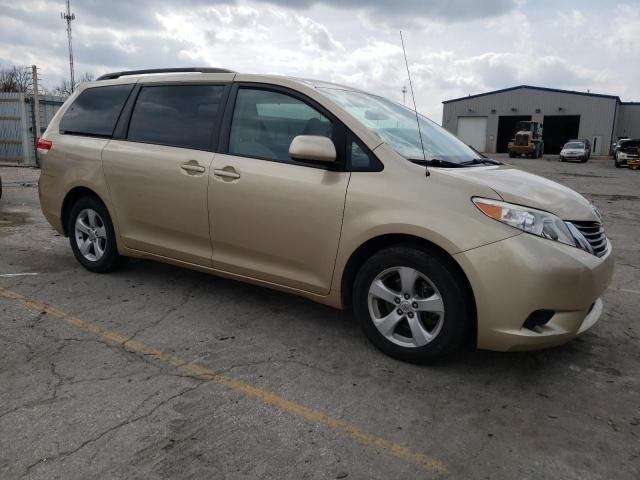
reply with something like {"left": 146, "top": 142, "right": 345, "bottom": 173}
{"left": 0, "top": 273, "right": 39, "bottom": 277}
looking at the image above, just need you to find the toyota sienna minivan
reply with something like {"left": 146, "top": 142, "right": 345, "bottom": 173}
{"left": 38, "top": 68, "right": 614, "bottom": 363}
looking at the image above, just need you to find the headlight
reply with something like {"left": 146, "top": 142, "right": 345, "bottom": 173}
{"left": 618, "top": 152, "right": 628, "bottom": 159}
{"left": 472, "top": 198, "right": 576, "bottom": 246}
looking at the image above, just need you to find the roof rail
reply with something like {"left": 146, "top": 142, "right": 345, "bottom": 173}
{"left": 96, "top": 67, "right": 235, "bottom": 81}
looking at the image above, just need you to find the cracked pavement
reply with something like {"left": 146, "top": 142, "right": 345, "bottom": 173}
{"left": 1, "top": 156, "right": 639, "bottom": 479}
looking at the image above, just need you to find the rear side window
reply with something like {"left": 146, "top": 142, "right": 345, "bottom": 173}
{"left": 60, "top": 84, "right": 133, "bottom": 137}
{"left": 127, "top": 85, "right": 225, "bottom": 150}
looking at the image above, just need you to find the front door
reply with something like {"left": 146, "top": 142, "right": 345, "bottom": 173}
{"left": 209, "top": 87, "right": 350, "bottom": 294}
{"left": 103, "top": 84, "right": 227, "bottom": 266}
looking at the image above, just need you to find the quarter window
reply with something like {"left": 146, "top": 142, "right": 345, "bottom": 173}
{"left": 349, "top": 137, "right": 382, "bottom": 171}
{"left": 60, "top": 84, "right": 133, "bottom": 137}
{"left": 127, "top": 85, "right": 225, "bottom": 150}
{"left": 228, "top": 88, "right": 334, "bottom": 163}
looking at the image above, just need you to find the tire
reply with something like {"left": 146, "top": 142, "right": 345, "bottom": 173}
{"left": 352, "top": 246, "right": 472, "bottom": 363}
{"left": 560, "top": 156, "right": 565, "bottom": 162}
{"left": 67, "top": 196, "right": 126, "bottom": 273}
{"left": 615, "top": 159, "right": 621, "bottom": 168}
{"left": 508, "top": 151, "right": 516, "bottom": 158}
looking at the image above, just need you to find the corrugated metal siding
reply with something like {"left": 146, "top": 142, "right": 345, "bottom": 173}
{"left": 442, "top": 87, "right": 618, "bottom": 153}
{"left": 617, "top": 104, "right": 640, "bottom": 139}
{"left": 0, "top": 92, "right": 66, "bottom": 165}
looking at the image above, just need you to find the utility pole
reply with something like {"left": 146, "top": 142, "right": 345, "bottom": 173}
{"left": 61, "top": 0, "right": 76, "bottom": 92}
{"left": 31, "top": 65, "right": 41, "bottom": 142}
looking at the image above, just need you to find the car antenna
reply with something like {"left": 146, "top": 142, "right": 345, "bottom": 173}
{"left": 400, "top": 30, "right": 429, "bottom": 176}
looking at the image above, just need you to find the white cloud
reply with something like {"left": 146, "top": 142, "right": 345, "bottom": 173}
{"left": 1, "top": 0, "right": 639, "bottom": 119}
{"left": 606, "top": 4, "right": 640, "bottom": 56}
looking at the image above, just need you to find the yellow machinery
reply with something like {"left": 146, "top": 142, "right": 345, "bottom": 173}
{"left": 508, "top": 121, "right": 544, "bottom": 158}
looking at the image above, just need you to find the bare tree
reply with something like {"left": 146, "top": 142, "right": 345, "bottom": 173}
{"left": 78, "top": 72, "right": 95, "bottom": 83}
{"left": 52, "top": 78, "right": 73, "bottom": 96}
{"left": 51, "top": 72, "right": 95, "bottom": 96}
{"left": 0, "top": 65, "right": 31, "bottom": 92}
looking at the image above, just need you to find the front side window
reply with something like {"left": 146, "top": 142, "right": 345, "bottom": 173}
{"left": 228, "top": 88, "right": 334, "bottom": 163}
{"left": 127, "top": 85, "right": 225, "bottom": 150}
{"left": 317, "top": 87, "right": 483, "bottom": 165}
{"left": 60, "top": 84, "right": 133, "bottom": 137}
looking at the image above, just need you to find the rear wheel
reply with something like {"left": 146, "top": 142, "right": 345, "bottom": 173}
{"left": 353, "top": 246, "right": 472, "bottom": 363}
{"left": 508, "top": 150, "right": 516, "bottom": 158}
{"left": 68, "top": 196, "right": 126, "bottom": 273}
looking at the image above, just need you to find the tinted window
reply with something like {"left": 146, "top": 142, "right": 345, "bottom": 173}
{"left": 60, "top": 84, "right": 133, "bottom": 137}
{"left": 127, "top": 85, "right": 225, "bottom": 150}
{"left": 229, "top": 88, "right": 334, "bottom": 163}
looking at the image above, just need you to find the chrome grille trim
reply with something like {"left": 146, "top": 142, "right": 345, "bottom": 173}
{"left": 569, "top": 221, "right": 609, "bottom": 257}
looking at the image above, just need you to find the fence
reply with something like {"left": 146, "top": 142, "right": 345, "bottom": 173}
{"left": 0, "top": 92, "right": 66, "bottom": 166}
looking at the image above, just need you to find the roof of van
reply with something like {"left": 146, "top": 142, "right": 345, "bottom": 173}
{"left": 94, "top": 67, "right": 357, "bottom": 92}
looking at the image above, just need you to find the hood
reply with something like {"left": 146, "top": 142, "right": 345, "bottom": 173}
{"left": 440, "top": 165, "right": 598, "bottom": 221}
{"left": 561, "top": 148, "right": 585, "bottom": 154}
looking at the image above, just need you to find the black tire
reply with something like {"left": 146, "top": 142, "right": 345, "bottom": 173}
{"left": 352, "top": 246, "right": 472, "bottom": 363}
{"left": 67, "top": 196, "right": 126, "bottom": 273}
{"left": 508, "top": 151, "right": 516, "bottom": 158}
{"left": 615, "top": 159, "right": 621, "bottom": 168}
{"left": 560, "top": 156, "right": 565, "bottom": 162}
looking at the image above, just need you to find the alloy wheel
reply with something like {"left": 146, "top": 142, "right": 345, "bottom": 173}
{"left": 367, "top": 266, "right": 445, "bottom": 348}
{"left": 74, "top": 208, "right": 107, "bottom": 262}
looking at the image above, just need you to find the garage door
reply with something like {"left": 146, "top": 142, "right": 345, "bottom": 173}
{"left": 457, "top": 117, "right": 487, "bottom": 152}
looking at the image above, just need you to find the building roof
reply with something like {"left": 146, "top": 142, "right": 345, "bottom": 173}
{"left": 442, "top": 85, "right": 621, "bottom": 104}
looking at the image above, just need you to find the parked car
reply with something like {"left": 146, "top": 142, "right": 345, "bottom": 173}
{"left": 37, "top": 68, "right": 613, "bottom": 363}
{"left": 611, "top": 137, "right": 630, "bottom": 157}
{"left": 614, "top": 139, "right": 640, "bottom": 168}
{"left": 569, "top": 138, "right": 591, "bottom": 159}
{"left": 560, "top": 141, "right": 589, "bottom": 163}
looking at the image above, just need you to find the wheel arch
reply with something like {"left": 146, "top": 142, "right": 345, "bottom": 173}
{"left": 61, "top": 186, "right": 107, "bottom": 237}
{"left": 340, "top": 233, "right": 477, "bottom": 346}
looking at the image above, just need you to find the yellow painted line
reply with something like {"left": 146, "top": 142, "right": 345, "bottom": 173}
{"left": 608, "top": 287, "right": 640, "bottom": 295}
{"left": 0, "top": 286, "right": 447, "bottom": 475}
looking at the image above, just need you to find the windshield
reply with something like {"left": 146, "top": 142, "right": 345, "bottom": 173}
{"left": 317, "top": 87, "right": 481, "bottom": 164}
{"left": 565, "top": 142, "right": 584, "bottom": 149}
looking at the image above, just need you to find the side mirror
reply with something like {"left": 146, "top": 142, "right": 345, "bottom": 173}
{"left": 289, "top": 135, "right": 336, "bottom": 163}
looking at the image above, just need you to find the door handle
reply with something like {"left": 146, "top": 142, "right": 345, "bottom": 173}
{"left": 213, "top": 168, "right": 241, "bottom": 180}
{"left": 180, "top": 162, "right": 205, "bottom": 174}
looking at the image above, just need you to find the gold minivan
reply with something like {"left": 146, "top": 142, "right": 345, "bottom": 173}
{"left": 38, "top": 68, "right": 614, "bottom": 362}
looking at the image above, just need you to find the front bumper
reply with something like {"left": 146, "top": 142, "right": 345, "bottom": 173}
{"left": 454, "top": 233, "right": 614, "bottom": 351}
{"left": 561, "top": 154, "right": 586, "bottom": 162}
{"left": 510, "top": 146, "right": 534, "bottom": 154}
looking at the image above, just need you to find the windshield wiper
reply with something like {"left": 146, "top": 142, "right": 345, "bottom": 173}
{"left": 408, "top": 158, "right": 463, "bottom": 168}
{"left": 459, "top": 158, "right": 503, "bottom": 166}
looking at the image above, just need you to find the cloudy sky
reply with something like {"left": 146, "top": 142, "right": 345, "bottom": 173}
{"left": 1, "top": 0, "right": 639, "bottom": 121}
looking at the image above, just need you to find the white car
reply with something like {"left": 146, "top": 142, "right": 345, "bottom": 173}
{"left": 560, "top": 142, "right": 588, "bottom": 163}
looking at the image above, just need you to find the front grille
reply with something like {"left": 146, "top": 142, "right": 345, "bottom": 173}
{"left": 515, "top": 134, "right": 529, "bottom": 146}
{"left": 570, "top": 221, "right": 608, "bottom": 257}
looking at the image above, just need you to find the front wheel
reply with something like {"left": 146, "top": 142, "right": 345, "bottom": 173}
{"left": 68, "top": 196, "right": 127, "bottom": 273}
{"left": 352, "top": 246, "right": 472, "bottom": 363}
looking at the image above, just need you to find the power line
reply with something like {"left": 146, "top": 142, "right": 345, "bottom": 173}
{"left": 61, "top": 0, "right": 76, "bottom": 92}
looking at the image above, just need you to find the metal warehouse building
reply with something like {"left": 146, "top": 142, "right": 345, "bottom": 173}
{"left": 0, "top": 92, "right": 66, "bottom": 166}
{"left": 442, "top": 85, "right": 640, "bottom": 155}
